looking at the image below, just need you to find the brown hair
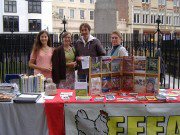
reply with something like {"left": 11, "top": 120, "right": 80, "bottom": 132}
{"left": 111, "top": 31, "right": 123, "bottom": 39}
{"left": 62, "top": 32, "right": 71, "bottom": 39}
{"left": 79, "top": 23, "right": 91, "bottom": 32}
{"left": 32, "top": 30, "right": 52, "bottom": 53}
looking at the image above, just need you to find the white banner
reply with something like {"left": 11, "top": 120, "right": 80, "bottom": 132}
{"left": 65, "top": 103, "right": 180, "bottom": 135}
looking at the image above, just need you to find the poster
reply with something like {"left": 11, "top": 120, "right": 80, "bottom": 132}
{"left": 65, "top": 103, "right": 180, "bottom": 135}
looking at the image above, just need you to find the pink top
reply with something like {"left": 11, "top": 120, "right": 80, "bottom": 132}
{"left": 30, "top": 48, "right": 53, "bottom": 78}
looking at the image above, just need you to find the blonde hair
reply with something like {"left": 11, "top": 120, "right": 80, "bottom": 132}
{"left": 111, "top": 31, "right": 123, "bottom": 39}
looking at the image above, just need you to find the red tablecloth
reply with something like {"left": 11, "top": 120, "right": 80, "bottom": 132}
{"left": 44, "top": 89, "right": 68, "bottom": 135}
{"left": 44, "top": 89, "right": 180, "bottom": 135}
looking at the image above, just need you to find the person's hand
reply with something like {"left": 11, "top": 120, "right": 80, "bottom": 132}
{"left": 68, "top": 62, "right": 77, "bottom": 68}
{"left": 77, "top": 56, "right": 82, "bottom": 61}
{"left": 40, "top": 67, "right": 52, "bottom": 72}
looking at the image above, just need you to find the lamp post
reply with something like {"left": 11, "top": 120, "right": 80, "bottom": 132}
{"left": 62, "top": 15, "right": 67, "bottom": 32}
{"left": 59, "top": 15, "right": 67, "bottom": 44}
{"left": 155, "top": 15, "right": 162, "bottom": 48}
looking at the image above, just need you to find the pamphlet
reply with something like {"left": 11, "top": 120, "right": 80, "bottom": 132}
{"left": 81, "top": 56, "right": 90, "bottom": 69}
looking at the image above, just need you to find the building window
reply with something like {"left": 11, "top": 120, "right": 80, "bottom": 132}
{"left": 3, "top": 16, "right": 19, "bottom": 32}
{"left": 142, "top": 14, "right": 149, "bottom": 24}
{"left": 80, "top": 0, "right": 84, "bottom": 3}
{"left": 80, "top": 10, "right": 85, "bottom": 19}
{"left": 142, "top": 0, "right": 150, "bottom": 3}
{"left": 134, "top": 13, "right": 140, "bottom": 23}
{"left": 59, "top": 9, "right": 64, "bottom": 19}
{"left": 90, "top": 0, "right": 94, "bottom": 3}
{"left": 29, "top": 19, "right": 41, "bottom": 32}
{"left": 174, "top": 16, "right": 179, "bottom": 26}
{"left": 173, "top": 0, "right": 180, "bottom": 6}
{"left": 160, "top": 15, "right": 164, "bottom": 24}
{"left": 166, "top": 16, "right": 172, "bottom": 25}
{"left": 143, "top": 14, "right": 145, "bottom": 23}
{"left": 150, "top": 14, "right": 157, "bottom": 24}
{"left": 4, "top": 1, "right": 17, "bottom": 13}
{"left": 158, "top": 0, "right": 166, "bottom": 5}
{"left": 28, "top": 1, "right": 41, "bottom": 13}
{"left": 70, "top": 9, "right": 74, "bottom": 19}
{"left": 90, "top": 11, "right": 94, "bottom": 20}
{"left": 154, "top": 15, "right": 156, "bottom": 23}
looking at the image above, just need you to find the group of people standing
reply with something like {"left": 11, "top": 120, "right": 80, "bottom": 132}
{"left": 29, "top": 23, "right": 128, "bottom": 90}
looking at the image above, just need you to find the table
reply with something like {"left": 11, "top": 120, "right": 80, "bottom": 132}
{"left": 45, "top": 89, "right": 180, "bottom": 135}
{"left": 0, "top": 102, "right": 48, "bottom": 135}
{"left": 0, "top": 89, "right": 180, "bottom": 135}
{"left": 62, "top": 90, "right": 180, "bottom": 135}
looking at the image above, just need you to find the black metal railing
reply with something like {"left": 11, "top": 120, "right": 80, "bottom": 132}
{"left": 0, "top": 33, "right": 59, "bottom": 82}
{"left": 0, "top": 33, "right": 180, "bottom": 89}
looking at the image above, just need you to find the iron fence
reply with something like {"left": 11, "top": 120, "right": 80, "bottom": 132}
{"left": 0, "top": 33, "right": 59, "bottom": 82}
{"left": 0, "top": 33, "right": 179, "bottom": 89}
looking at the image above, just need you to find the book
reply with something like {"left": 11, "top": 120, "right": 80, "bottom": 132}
{"left": 122, "top": 75, "right": 133, "bottom": 91}
{"left": 91, "top": 57, "right": 101, "bottom": 74}
{"left": 89, "top": 77, "right": 101, "bottom": 96}
{"left": 76, "top": 96, "right": 92, "bottom": 101}
{"left": 28, "top": 76, "right": 34, "bottom": 93}
{"left": 105, "top": 95, "right": 116, "bottom": 101}
{"left": 101, "top": 56, "right": 111, "bottom": 73}
{"left": 94, "top": 96, "right": 104, "bottom": 102}
{"left": 155, "top": 94, "right": 166, "bottom": 102}
{"left": 134, "top": 56, "right": 146, "bottom": 73}
{"left": 0, "top": 83, "right": 14, "bottom": 92}
{"left": 111, "top": 57, "right": 122, "bottom": 73}
{"left": 13, "top": 93, "right": 42, "bottom": 103}
{"left": 75, "top": 82, "right": 88, "bottom": 96}
{"left": 111, "top": 76, "right": 121, "bottom": 91}
{"left": 20, "top": 74, "right": 45, "bottom": 93}
{"left": 134, "top": 76, "right": 146, "bottom": 93}
{"left": 102, "top": 76, "right": 111, "bottom": 93}
{"left": 146, "top": 96, "right": 157, "bottom": 101}
{"left": 129, "top": 92, "right": 138, "bottom": 97}
{"left": 146, "top": 57, "right": 158, "bottom": 74}
{"left": 123, "top": 56, "right": 134, "bottom": 73}
{"left": 117, "top": 97, "right": 137, "bottom": 102}
{"left": 146, "top": 77, "right": 158, "bottom": 94}
{"left": 136, "top": 96, "right": 147, "bottom": 101}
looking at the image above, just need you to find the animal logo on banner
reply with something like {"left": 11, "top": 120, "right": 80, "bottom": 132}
{"left": 75, "top": 109, "right": 109, "bottom": 135}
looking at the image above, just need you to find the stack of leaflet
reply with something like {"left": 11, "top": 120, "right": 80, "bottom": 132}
{"left": 0, "top": 83, "right": 19, "bottom": 102}
{"left": 20, "top": 74, "right": 45, "bottom": 93}
{"left": 5, "top": 74, "right": 22, "bottom": 89}
{"left": 0, "top": 83, "right": 19, "bottom": 94}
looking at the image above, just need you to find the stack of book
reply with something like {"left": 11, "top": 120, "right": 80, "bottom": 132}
{"left": 20, "top": 74, "right": 45, "bottom": 93}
